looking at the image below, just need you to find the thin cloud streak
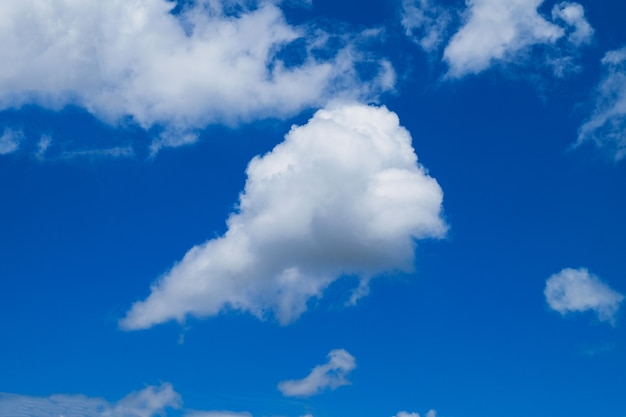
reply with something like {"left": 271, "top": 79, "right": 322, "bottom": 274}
{"left": 577, "top": 46, "right": 626, "bottom": 161}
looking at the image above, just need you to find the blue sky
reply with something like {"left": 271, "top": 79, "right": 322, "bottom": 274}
{"left": 0, "top": 0, "right": 625, "bottom": 417}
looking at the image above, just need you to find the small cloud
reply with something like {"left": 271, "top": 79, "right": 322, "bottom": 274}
{"left": 551, "top": 2, "right": 594, "bottom": 46}
{"left": 441, "top": 0, "right": 592, "bottom": 78}
{"left": 394, "top": 412, "right": 420, "bottom": 417}
{"left": 401, "top": 0, "right": 453, "bottom": 53}
{"left": 34, "top": 135, "right": 52, "bottom": 160}
{"left": 278, "top": 349, "right": 356, "bottom": 397}
{"left": 545, "top": 268, "right": 624, "bottom": 325}
{"left": 576, "top": 46, "right": 626, "bottom": 161}
{"left": 0, "top": 128, "right": 23, "bottom": 155}
{"left": 393, "top": 410, "right": 436, "bottom": 417}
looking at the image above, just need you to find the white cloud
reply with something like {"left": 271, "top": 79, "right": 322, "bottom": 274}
{"left": 545, "top": 268, "right": 624, "bottom": 324}
{"left": 0, "top": 384, "right": 181, "bottom": 417}
{"left": 120, "top": 102, "right": 447, "bottom": 330}
{"left": 278, "top": 349, "right": 356, "bottom": 397}
{"left": 393, "top": 410, "right": 436, "bottom": 417}
{"left": 401, "top": 0, "right": 453, "bottom": 53}
{"left": 442, "top": 0, "right": 591, "bottom": 78}
{"left": 0, "top": 129, "right": 22, "bottom": 155}
{"left": 0, "top": 0, "right": 393, "bottom": 149}
{"left": 577, "top": 46, "right": 626, "bottom": 160}
{"left": 551, "top": 2, "right": 593, "bottom": 46}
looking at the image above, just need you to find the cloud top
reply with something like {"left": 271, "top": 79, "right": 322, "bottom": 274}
{"left": 278, "top": 349, "right": 356, "bottom": 397}
{"left": 545, "top": 268, "right": 624, "bottom": 324}
{"left": 120, "top": 102, "right": 446, "bottom": 330}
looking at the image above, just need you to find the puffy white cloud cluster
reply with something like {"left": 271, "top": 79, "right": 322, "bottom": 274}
{"left": 0, "top": 384, "right": 181, "bottom": 417}
{"left": 577, "top": 46, "right": 626, "bottom": 161}
{"left": 401, "top": 0, "right": 593, "bottom": 78}
{"left": 120, "top": 102, "right": 446, "bottom": 330}
{"left": 545, "top": 268, "right": 624, "bottom": 324}
{"left": 278, "top": 349, "right": 356, "bottom": 397}
{"left": 0, "top": 0, "right": 393, "bottom": 150}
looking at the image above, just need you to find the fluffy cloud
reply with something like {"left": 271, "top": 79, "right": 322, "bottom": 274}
{"left": 442, "top": 0, "right": 592, "bottom": 78}
{"left": 0, "top": 129, "right": 22, "bottom": 155}
{"left": 401, "top": 0, "right": 453, "bottom": 53}
{"left": 577, "top": 46, "right": 626, "bottom": 160}
{"left": 278, "top": 349, "right": 356, "bottom": 397}
{"left": 544, "top": 268, "right": 624, "bottom": 324}
{"left": 120, "top": 102, "right": 446, "bottom": 330}
{"left": 0, "top": 384, "right": 181, "bottom": 417}
{"left": 0, "top": 0, "right": 393, "bottom": 149}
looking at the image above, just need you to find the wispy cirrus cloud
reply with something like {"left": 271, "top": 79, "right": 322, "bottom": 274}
{"left": 278, "top": 349, "right": 356, "bottom": 397}
{"left": 577, "top": 46, "right": 626, "bottom": 160}
{"left": 120, "top": 102, "right": 447, "bottom": 330}
{"left": 545, "top": 268, "right": 624, "bottom": 325}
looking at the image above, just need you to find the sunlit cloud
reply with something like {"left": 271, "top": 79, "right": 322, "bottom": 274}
{"left": 120, "top": 102, "right": 446, "bottom": 330}
{"left": 429, "top": 0, "right": 592, "bottom": 78}
{"left": 545, "top": 268, "right": 624, "bottom": 325}
{"left": 0, "top": 0, "right": 394, "bottom": 152}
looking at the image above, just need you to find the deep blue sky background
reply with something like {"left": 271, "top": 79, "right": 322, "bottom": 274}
{"left": 1, "top": 1, "right": 625, "bottom": 417}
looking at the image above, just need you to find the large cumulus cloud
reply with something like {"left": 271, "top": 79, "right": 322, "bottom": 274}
{"left": 120, "top": 102, "right": 447, "bottom": 330}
